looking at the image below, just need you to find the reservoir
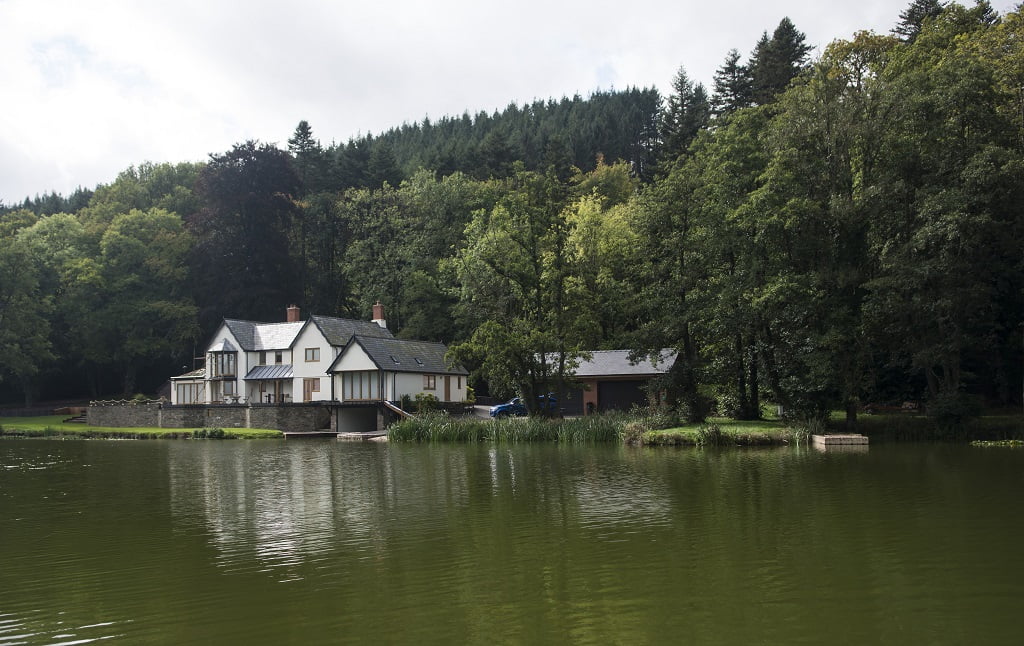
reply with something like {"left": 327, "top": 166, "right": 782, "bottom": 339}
{"left": 1, "top": 439, "right": 1022, "bottom": 644}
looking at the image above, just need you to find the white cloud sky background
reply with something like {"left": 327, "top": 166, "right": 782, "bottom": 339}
{"left": 1, "top": 0, "right": 1017, "bottom": 202}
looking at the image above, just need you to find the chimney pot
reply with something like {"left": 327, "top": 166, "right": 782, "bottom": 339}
{"left": 287, "top": 304, "right": 300, "bottom": 322}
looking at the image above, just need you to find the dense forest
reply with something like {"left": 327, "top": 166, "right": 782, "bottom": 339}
{"left": 1, "top": 1, "right": 1021, "bottom": 426}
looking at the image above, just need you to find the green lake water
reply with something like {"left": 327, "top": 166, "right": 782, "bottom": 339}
{"left": 1, "top": 438, "right": 1022, "bottom": 644}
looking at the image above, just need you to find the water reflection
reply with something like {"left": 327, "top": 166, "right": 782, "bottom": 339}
{"left": 166, "top": 442, "right": 701, "bottom": 576}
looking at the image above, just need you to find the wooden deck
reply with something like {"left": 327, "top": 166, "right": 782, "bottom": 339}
{"left": 337, "top": 430, "right": 388, "bottom": 442}
{"left": 812, "top": 433, "right": 869, "bottom": 452}
{"left": 812, "top": 433, "right": 869, "bottom": 445}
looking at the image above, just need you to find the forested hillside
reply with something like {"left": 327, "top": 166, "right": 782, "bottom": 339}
{"left": 1, "top": 1, "right": 1021, "bottom": 427}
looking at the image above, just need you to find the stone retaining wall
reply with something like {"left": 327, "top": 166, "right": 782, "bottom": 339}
{"left": 88, "top": 402, "right": 331, "bottom": 432}
{"left": 250, "top": 405, "right": 331, "bottom": 434}
{"left": 87, "top": 403, "right": 161, "bottom": 428}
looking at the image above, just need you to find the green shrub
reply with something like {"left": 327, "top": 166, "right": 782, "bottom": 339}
{"left": 695, "top": 423, "right": 726, "bottom": 447}
{"left": 716, "top": 391, "right": 742, "bottom": 418}
{"left": 414, "top": 392, "right": 439, "bottom": 413}
{"left": 927, "top": 391, "right": 982, "bottom": 429}
{"left": 194, "top": 427, "right": 226, "bottom": 439}
{"left": 622, "top": 421, "right": 648, "bottom": 446}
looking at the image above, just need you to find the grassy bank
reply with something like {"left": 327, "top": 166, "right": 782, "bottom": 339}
{"left": 0, "top": 416, "right": 283, "bottom": 439}
{"left": 639, "top": 418, "right": 799, "bottom": 447}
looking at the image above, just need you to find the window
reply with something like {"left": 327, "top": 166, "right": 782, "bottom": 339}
{"left": 457, "top": 376, "right": 462, "bottom": 390}
{"left": 210, "top": 352, "right": 236, "bottom": 377}
{"left": 424, "top": 375, "right": 436, "bottom": 390}
{"left": 342, "top": 371, "right": 379, "bottom": 401}
{"left": 176, "top": 383, "right": 202, "bottom": 404}
{"left": 223, "top": 380, "right": 236, "bottom": 396}
{"left": 275, "top": 351, "right": 283, "bottom": 364}
{"left": 303, "top": 378, "right": 320, "bottom": 402}
{"left": 259, "top": 351, "right": 267, "bottom": 365}
{"left": 305, "top": 348, "right": 320, "bottom": 362}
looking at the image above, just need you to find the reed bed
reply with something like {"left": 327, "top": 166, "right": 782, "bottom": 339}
{"left": 388, "top": 412, "right": 623, "bottom": 443}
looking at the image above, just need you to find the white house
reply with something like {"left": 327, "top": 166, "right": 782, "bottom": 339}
{"left": 327, "top": 335, "right": 469, "bottom": 405}
{"left": 170, "top": 304, "right": 393, "bottom": 405}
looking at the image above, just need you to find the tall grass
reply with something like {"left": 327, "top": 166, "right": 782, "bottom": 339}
{"left": 388, "top": 412, "right": 622, "bottom": 443}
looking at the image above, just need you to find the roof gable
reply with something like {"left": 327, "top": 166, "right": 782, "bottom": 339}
{"left": 311, "top": 314, "right": 394, "bottom": 347}
{"left": 222, "top": 319, "right": 260, "bottom": 351}
{"left": 328, "top": 335, "right": 467, "bottom": 375}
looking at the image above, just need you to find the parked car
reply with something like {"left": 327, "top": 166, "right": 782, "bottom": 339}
{"left": 489, "top": 393, "right": 558, "bottom": 418}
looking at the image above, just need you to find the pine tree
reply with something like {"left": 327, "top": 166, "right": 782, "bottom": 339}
{"left": 892, "top": 0, "right": 944, "bottom": 41}
{"left": 661, "top": 67, "right": 712, "bottom": 162}
{"left": 711, "top": 49, "right": 753, "bottom": 116}
{"left": 749, "top": 18, "right": 812, "bottom": 105}
{"left": 287, "top": 120, "right": 328, "bottom": 194}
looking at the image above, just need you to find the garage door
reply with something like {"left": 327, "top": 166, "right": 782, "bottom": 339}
{"left": 597, "top": 380, "right": 648, "bottom": 412}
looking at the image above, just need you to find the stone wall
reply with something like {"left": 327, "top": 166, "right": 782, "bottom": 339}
{"left": 87, "top": 402, "right": 331, "bottom": 432}
{"left": 249, "top": 404, "right": 330, "bottom": 433}
{"left": 87, "top": 402, "right": 161, "bottom": 428}
{"left": 161, "top": 405, "right": 248, "bottom": 428}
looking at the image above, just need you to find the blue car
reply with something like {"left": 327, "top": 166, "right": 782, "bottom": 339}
{"left": 489, "top": 394, "right": 557, "bottom": 418}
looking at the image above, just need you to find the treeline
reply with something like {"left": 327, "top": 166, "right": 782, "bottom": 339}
{"left": 1, "top": 1, "right": 1021, "bottom": 427}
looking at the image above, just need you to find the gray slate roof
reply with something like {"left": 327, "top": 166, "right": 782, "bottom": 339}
{"left": 311, "top": 315, "right": 393, "bottom": 346}
{"left": 243, "top": 364, "right": 295, "bottom": 380}
{"left": 573, "top": 349, "right": 677, "bottom": 378}
{"left": 220, "top": 315, "right": 391, "bottom": 352}
{"left": 329, "top": 335, "right": 468, "bottom": 375}
{"left": 223, "top": 319, "right": 261, "bottom": 351}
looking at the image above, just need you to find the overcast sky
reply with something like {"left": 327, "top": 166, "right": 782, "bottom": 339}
{"left": 0, "top": 0, "right": 1017, "bottom": 202}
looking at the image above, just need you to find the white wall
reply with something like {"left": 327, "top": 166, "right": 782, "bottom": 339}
{"left": 388, "top": 372, "right": 467, "bottom": 403}
{"left": 290, "top": 322, "right": 332, "bottom": 401}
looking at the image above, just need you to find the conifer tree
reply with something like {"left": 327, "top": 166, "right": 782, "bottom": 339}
{"left": 749, "top": 18, "right": 812, "bottom": 105}
{"left": 661, "top": 67, "right": 711, "bottom": 161}
{"left": 711, "top": 49, "right": 753, "bottom": 116}
{"left": 893, "top": 0, "right": 945, "bottom": 41}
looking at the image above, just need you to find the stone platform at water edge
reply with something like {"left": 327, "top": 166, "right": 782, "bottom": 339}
{"left": 811, "top": 433, "right": 868, "bottom": 445}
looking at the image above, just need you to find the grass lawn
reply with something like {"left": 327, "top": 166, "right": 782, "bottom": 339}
{"left": 642, "top": 416, "right": 797, "bottom": 446}
{"left": 0, "top": 415, "right": 283, "bottom": 439}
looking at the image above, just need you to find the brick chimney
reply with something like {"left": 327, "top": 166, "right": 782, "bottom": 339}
{"left": 372, "top": 301, "right": 387, "bottom": 329}
{"left": 286, "top": 304, "right": 300, "bottom": 322}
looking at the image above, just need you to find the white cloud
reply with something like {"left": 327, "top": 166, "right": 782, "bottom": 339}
{"left": 0, "top": 0, "right": 1018, "bottom": 201}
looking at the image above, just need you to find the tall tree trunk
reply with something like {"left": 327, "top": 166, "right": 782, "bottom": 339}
{"left": 748, "top": 341, "right": 760, "bottom": 419}
{"left": 735, "top": 333, "right": 749, "bottom": 417}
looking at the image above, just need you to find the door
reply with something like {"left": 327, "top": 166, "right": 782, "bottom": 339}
{"left": 444, "top": 376, "right": 451, "bottom": 402}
